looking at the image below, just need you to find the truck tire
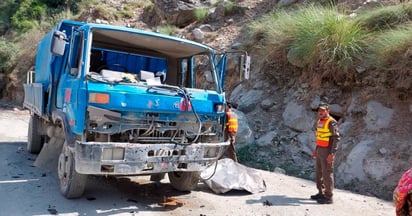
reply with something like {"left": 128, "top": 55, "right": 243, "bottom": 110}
{"left": 168, "top": 171, "right": 200, "bottom": 191}
{"left": 27, "top": 114, "right": 43, "bottom": 154}
{"left": 58, "top": 142, "right": 87, "bottom": 199}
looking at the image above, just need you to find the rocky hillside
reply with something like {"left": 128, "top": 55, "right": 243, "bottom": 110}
{"left": 1, "top": 0, "right": 411, "bottom": 201}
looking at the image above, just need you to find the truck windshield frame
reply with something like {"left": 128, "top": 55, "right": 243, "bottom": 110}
{"left": 84, "top": 27, "right": 220, "bottom": 92}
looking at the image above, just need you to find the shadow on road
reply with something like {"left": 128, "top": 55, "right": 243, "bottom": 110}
{"left": 246, "top": 195, "right": 316, "bottom": 206}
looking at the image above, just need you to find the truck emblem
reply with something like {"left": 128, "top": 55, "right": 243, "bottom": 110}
{"left": 154, "top": 99, "right": 160, "bottom": 107}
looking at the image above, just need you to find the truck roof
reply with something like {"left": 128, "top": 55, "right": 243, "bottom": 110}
{"left": 60, "top": 20, "right": 216, "bottom": 58}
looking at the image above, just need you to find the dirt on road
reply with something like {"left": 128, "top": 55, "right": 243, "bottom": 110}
{"left": 0, "top": 105, "right": 395, "bottom": 216}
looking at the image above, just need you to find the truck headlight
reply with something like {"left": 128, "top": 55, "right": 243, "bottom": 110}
{"left": 89, "top": 93, "right": 110, "bottom": 104}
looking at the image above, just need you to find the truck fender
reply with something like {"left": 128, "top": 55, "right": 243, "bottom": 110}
{"left": 52, "top": 110, "right": 76, "bottom": 147}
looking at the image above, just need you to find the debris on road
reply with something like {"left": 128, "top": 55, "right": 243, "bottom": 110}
{"left": 47, "top": 205, "right": 58, "bottom": 215}
{"left": 159, "top": 196, "right": 185, "bottom": 207}
{"left": 263, "top": 200, "right": 273, "bottom": 206}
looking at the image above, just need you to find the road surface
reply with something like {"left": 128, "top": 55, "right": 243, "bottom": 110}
{"left": 0, "top": 106, "right": 395, "bottom": 216}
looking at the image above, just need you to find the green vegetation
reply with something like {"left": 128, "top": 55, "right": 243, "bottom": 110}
{"left": 355, "top": 3, "right": 412, "bottom": 32}
{"left": 125, "top": 0, "right": 153, "bottom": 9}
{"left": 244, "top": 3, "right": 412, "bottom": 89}
{"left": 115, "top": 1, "right": 154, "bottom": 20}
{"left": 0, "top": 0, "right": 17, "bottom": 34}
{"left": 245, "top": 6, "right": 366, "bottom": 84}
{"left": 1, "top": 1, "right": 412, "bottom": 91}
{"left": 157, "top": 25, "right": 179, "bottom": 36}
{"left": 93, "top": 5, "right": 116, "bottom": 21}
{"left": 7, "top": 0, "right": 79, "bottom": 33}
{"left": 222, "top": 0, "right": 236, "bottom": 14}
{"left": 194, "top": 8, "right": 209, "bottom": 22}
{"left": 368, "top": 26, "right": 412, "bottom": 67}
{"left": 0, "top": 39, "right": 18, "bottom": 74}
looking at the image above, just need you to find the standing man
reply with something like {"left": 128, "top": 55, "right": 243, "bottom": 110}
{"left": 224, "top": 102, "right": 238, "bottom": 162}
{"left": 311, "top": 102, "right": 340, "bottom": 204}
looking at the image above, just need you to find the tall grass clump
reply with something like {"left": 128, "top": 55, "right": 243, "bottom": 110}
{"left": 222, "top": 0, "right": 236, "bottom": 15}
{"left": 244, "top": 10, "right": 297, "bottom": 59}
{"left": 245, "top": 6, "right": 366, "bottom": 84}
{"left": 355, "top": 2, "right": 412, "bottom": 32}
{"left": 194, "top": 8, "right": 208, "bottom": 22}
{"left": 289, "top": 7, "right": 366, "bottom": 71}
{"left": 157, "top": 25, "right": 179, "bottom": 36}
{"left": 367, "top": 25, "right": 412, "bottom": 90}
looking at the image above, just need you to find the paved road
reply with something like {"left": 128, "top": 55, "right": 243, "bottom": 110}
{"left": 0, "top": 107, "right": 395, "bottom": 216}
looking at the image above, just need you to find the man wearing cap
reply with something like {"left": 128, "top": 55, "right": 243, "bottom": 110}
{"left": 311, "top": 102, "right": 340, "bottom": 204}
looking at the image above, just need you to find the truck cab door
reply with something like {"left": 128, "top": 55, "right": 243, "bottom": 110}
{"left": 216, "top": 54, "right": 227, "bottom": 90}
{"left": 216, "top": 52, "right": 251, "bottom": 92}
{"left": 56, "top": 30, "right": 86, "bottom": 134}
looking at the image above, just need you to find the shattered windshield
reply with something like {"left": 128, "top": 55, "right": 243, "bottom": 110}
{"left": 86, "top": 71, "right": 142, "bottom": 85}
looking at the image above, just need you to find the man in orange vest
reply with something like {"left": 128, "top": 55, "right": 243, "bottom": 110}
{"left": 311, "top": 102, "right": 340, "bottom": 204}
{"left": 224, "top": 102, "right": 238, "bottom": 162}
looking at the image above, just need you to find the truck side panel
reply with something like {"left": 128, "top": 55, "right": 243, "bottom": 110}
{"left": 23, "top": 83, "right": 44, "bottom": 116}
{"left": 34, "top": 31, "right": 54, "bottom": 84}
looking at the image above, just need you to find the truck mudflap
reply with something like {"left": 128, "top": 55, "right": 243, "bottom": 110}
{"left": 74, "top": 141, "right": 230, "bottom": 175}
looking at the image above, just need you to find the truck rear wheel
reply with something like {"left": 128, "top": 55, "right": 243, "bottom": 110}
{"left": 168, "top": 171, "right": 200, "bottom": 191}
{"left": 27, "top": 114, "right": 43, "bottom": 153}
{"left": 58, "top": 142, "right": 87, "bottom": 198}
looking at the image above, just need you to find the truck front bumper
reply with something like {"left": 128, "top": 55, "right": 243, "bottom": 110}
{"left": 74, "top": 141, "right": 230, "bottom": 175}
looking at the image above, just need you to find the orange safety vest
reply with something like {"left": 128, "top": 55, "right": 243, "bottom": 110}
{"left": 226, "top": 109, "right": 238, "bottom": 133}
{"left": 316, "top": 117, "right": 333, "bottom": 147}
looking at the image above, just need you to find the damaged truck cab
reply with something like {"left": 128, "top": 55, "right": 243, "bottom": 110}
{"left": 23, "top": 19, "right": 250, "bottom": 198}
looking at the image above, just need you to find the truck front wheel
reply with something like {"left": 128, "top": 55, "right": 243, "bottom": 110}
{"left": 168, "top": 171, "right": 200, "bottom": 191}
{"left": 58, "top": 142, "right": 87, "bottom": 198}
{"left": 27, "top": 114, "right": 43, "bottom": 153}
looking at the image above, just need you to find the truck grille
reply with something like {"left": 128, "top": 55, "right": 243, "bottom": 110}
{"left": 86, "top": 106, "right": 220, "bottom": 144}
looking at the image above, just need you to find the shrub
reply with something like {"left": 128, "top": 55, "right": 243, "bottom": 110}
{"left": 93, "top": 5, "right": 116, "bottom": 22}
{"left": 194, "top": 8, "right": 209, "bottom": 22}
{"left": 0, "top": 39, "right": 18, "bottom": 74}
{"left": 0, "top": 0, "right": 18, "bottom": 33}
{"left": 10, "top": 0, "right": 81, "bottom": 32}
{"left": 287, "top": 7, "right": 366, "bottom": 71}
{"left": 222, "top": 0, "right": 236, "bottom": 14}
{"left": 41, "top": 0, "right": 80, "bottom": 13}
{"left": 116, "top": 9, "right": 133, "bottom": 19}
{"left": 244, "top": 6, "right": 367, "bottom": 84}
{"left": 125, "top": 0, "right": 153, "bottom": 9}
{"left": 11, "top": 0, "right": 45, "bottom": 32}
{"left": 367, "top": 25, "right": 412, "bottom": 90}
{"left": 157, "top": 25, "right": 178, "bottom": 36}
{"left": 355, "top": 3, "right": 412, "bottom": 32}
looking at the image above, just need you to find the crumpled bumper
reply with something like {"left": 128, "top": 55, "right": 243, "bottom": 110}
{"left": 74, "top": 141, "right": 230, "bottom": 175}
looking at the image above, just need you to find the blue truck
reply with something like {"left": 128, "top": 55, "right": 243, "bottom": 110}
{"left": 23, "top": 19, "right": 250, "bottom": 198}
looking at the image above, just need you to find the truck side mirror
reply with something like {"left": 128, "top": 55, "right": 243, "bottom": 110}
{"left": 241, "top": 55, "right": 251, "bottom": 80}
{"left": 51, "top": 31, "right": 67, "bottom": 56}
